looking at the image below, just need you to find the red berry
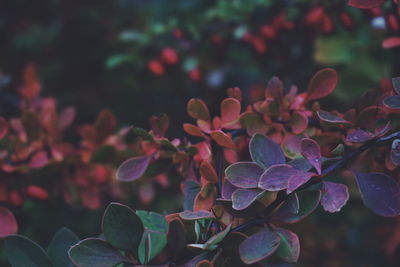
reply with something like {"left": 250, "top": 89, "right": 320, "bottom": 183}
{"left": 161, "top": 47, "right": 178, "bottom": 65}
{"left": 340, "top": 12, "right": 354, "bottom": 29}
{"left": 387, "top": 14, "right": 400, "bottom": 32}
{"left": 189, "top": 69, "right": 201, "bottom": 82}
{"left": 260, "top": 25, "right": 277, "bottom": 39}
{"left": 322, "top": 16, "right": 334, "bottom": 34}
{"left": 305, "top": 7, "right": 325, "bottom": 25}
{"left": 8, "top": 190, "right": 24, "bottom": 206}
{"left": 148, "top": 60, "right": 165, "bottom": 76}
{"left": 251, "top": 36, "right": 267, "bottom": 54}
{"left": 26, "top": 185, "right": 48, "bottom": 200}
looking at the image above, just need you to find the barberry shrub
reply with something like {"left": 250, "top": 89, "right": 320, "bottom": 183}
{"left": 2, "top": 69, "right": 400, "bottom": 266}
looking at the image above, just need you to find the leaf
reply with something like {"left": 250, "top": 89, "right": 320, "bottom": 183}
{"left": 200, "top": 161, "right": 218, "bottom": 183}
{"left": 68, "top": 238, "right": 129, "bottom": 267}
{"left": 348, "top": 0, "right": 386, "bottom": 9}
{"left": 271, "top": 190, "right": 321, "bottom": 224}
{"left": 95, "top": 109, "right": 117, "bottom": 143}
{"left": 346, "top": 130, "right": 375, "bottom": 143}
{"left": 289, "top": 112, "right": 308, "bottom": 134}
{"left": 383, "top": 37, "right": 400, "bottom": 49}
{"left": 265, "top": 77, "right": 284, "bottom": 100}
{"left": 275, "top": 228, "right": 300, "bottom": 263}
{"left": 232, "top": 188, "right": 265, "bottom": 210}
{"left": 321, "top": 182, "right": 349, "bottom": 213}
{"left": 225, "top": 162, "right": 264, "bottom": 189}
{"left": 383, "top": 95, "right": 400, "bottom": 109}
{"left": 203, "top": 224, "right": 232, "bottom": 249}
{"left": 220, "top": 98, "right": 241, "bottom": 125}
{"left": 0, "top": 207, "right": 17, "bottom": 238}
{"left": 136, "top": 210, "right": 168, "bottom": 264}
{"left": 249, "top": 134, "right": 285, "bottom": 169}
{"left": 179, "top": 210, "right": 214, "bottom": 220}
{"left": 288, "top": 158, "right": 313, "bottom": 172}
{"left": 259, "top": 164, "right": 312, "bottom": 192}
{"left": 391, "top": 139, "right": 400, "bottom": 166}
{"left": 47, "top": 228, "right": 79, "bottom": 267}
{"left": 196, "top": 260, "right": 214, "bottom": 267}
{"left": 187, "top": 98, "right": 210, "bottom": 121}
{"left": 194, "top": 183, "right": 217, "bottom": 211}
{"left": 317, "top": 110, "right": 350, "bottom": 124}
{"left": 306, "top": 68, "right": 338, "bottom": 102}
{"left": 393, "top": 77, "right": 400, "bottom": 95}
{"left": 239, "top": 111, "right": 268, "bottom": 136}
{"left": 210, "top": 130, "right": 235, "bottom": 149}
{"left": 352, "top": 171, "right": 400, "bottom": 217}
{"left": 182, "top": 181, "right": 201, "bottom": 211}
{"left": 116, "top": 155, "right": 151, "bottom": 181}
{"left": 221, "top": 179, "right": 238, "bottom": 200}
{"left": 5, "top": 235, "right": 52, "bottom": 267}
{"left": 183, "top": 123, "right": 205, "bottom": 137}
{"left": 102, "top": 203, "right": 144, "bottom": 252}
{"left": 238, "top": 228, "right": 280, "bottom": 264}
{"left": 0, "top": 117, "right": 8, "bottom": 139}
{"left": 21, "top": 111, "right": 42, "bottom": 141}
{"left": 167, "top": 219, "right": 187, "bottom": 255}
{"left": 301, "top": 138, "right": 322, "bottom": 175}
{"left": 286, "top": 172, "right": 315, "bottom": 194}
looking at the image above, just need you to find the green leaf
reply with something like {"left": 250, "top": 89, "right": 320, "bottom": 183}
{"left": 68, "top": 238, "right": 129, "bottom": 267}
{"left": 47, "top": 228, "right": 80, "bottom": 267}
{"left": 136, "top": 210, "right": 168, "bottom": 264}
{"left": 5, "top": 235, "right": 52, "bottom": 267}
{"left": 203, "top": 224, "right": 232, "bottom": 249}
{"left": 275, "top": 228, "right": 300, "bottom": 263}
{"left": 239, "top": 228, "right": 280, "bottom": 264}
{"left": 102, "top": 203, "right": 144, "bottom": 252}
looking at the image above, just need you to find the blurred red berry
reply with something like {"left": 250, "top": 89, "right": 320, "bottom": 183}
{"left": 148, "top": 60, "right": 165, "bottom": 76}
{"left": 189, "top": 68, "right": 201, "bottom": 82}
{"left": 8, "top": 191, "right": 24, "bottom": 206}
{"left": 172, "top": 28, "right": 183, "bottom": 39}
{"left": 322, "top": 16, "right": 334, "bottom": 33}
{"left": 211, "top": 34, "right": 223, "bottom": 45}
{"left": 260, "top": 25, "right": 277, "bottom": 39}
{"left": 26, "top": 185, "right": 49, "bottom": 200}
{"left": 241, "top": 32, "right": 253, "bottom": 42}
{"left": 340, "top": 12, "right": 354, "bottom": 29}
{"left": 251, "top": 36, "right": 267, "bottom": 54}
{"left": 370, "top": 7, "right": 382, "bottom": 17}
{"left": 387, "top": 14, "right": 400, "bottom": 32}
{"left": 305, "top": 7, "right": 325, "bottom": 25}
{"left": 161, "top": 47, "right": 178, "bottom": 65}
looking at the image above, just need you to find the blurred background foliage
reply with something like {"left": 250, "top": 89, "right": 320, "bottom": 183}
{"left": 0, "top": 0, "right": 400, "bottom": 266}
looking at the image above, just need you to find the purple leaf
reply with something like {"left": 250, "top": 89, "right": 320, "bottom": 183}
{"left": 232, "top": 189, "right": 265, "bottom": 210}
{"left": 353, "top": 171, "right": 400, "bottom": 217}
{"left": 300, "top": 138, "right": 322, "bottom": 175}
{"left": 259, "top": 164, "right": 312, "bottom": 192}
{"left": 346, "top": 130, "right": 375, "bottom": 143}
{"left": 275, "top": 227, "right": 300, "bottom": 263}
{"left": 239, "top": 228, "right": 280, "bottom": 264}
{"left": 393, "top": 77, "right": 400, "bottom": 95}
{"left": 391, "top": 139, "right": 400, "bottom": 166}
{"left": 250, "top": 134, "right": 285, "bottom": 169}
{"left": 225, "top": 162, "right": 264, "bottom": 188}
{"left": 288, "top": 158, "right": 313, "bottom": 172}
{"left": 116, "top": 155, "right": 151, "bottom": 181}
{"left": 321, "top": 182, "right": 349, "bottom": 213}
{"left": 271, "top": 190, "right": 321, "bottom": 224}
{"left": 221, "top": 179, "right": 238, "bottom": 200}
{"left": 317, "top": 110, "right": 351, "bottom": 124}
{"left": 383, "top": 95, "right": 400, "bottom": 109}
{"left": 287, "top": 172, "right": 315, "bottom": 194}
{"left": 179, "top": 210, "right": 214, "bottom": 220}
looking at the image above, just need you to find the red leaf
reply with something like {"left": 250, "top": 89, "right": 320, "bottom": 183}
{"left": 183, "top": 123, "right": 205, "bottom": 137}
{"left": 210, "top": 130, "right": 235, "bottom": 149}
{"left": 306, "top": 68, "right": 338, "bottom": 102}
{"left": 0, "top": 206, "right": 18, "bottom": 238}
{"left": 289, "top": 111, "right": 308, "bottom": 134}
{"left": 187, "top": 98, "right": 210, "bottom": 121}
{"left": 200, "top": 161, "right": 218, "bottom": 183}
{"left": 348, "top": 0, "right": 385, "bottom": 9}
{"left": 220, "top": 98, "right": 241, "bottom": 127}
{"left": 382, "top": 37, "right": 400, "bottom": 49}
{"left": 300, "top": 138, "right": 322, "bottom": 175}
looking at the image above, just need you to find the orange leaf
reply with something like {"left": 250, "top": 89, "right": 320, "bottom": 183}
{"left": 210, "top": 130, "right": 236, "bottom": 149}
